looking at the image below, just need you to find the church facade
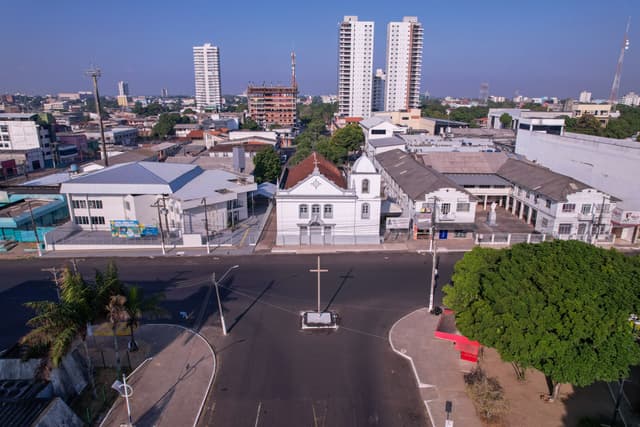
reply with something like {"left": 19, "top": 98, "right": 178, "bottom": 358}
{"left": 276, "top": 152, "right": 381, "bottom": 245}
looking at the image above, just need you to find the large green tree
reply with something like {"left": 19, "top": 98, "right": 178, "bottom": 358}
{"left": 443, "top": 241, "right": 640, "bottom": 400}
{"left": 253, "top": 147, "right": 282, "bottom": 183}
{"left": 499, "top": 113, "right": 512, "bottom": 129}
{"left": 330, "top": 123, "right": 364, "bottom": 153}
{"left": 565, "top": 114, "right": 603, "bottom": 136}
{"left": 151, "top": 113, "right": 192, "bottom": 138}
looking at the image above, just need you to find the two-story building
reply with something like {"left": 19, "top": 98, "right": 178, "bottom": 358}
{"left": 276, "top": 152, "right": 381, "bottom": 245}
{"left": 376, "top": 149, "right": 477, "bottom": 239}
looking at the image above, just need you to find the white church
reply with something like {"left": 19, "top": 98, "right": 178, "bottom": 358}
{"left": 276, "top": 152, "right": 381, "bottom": 245}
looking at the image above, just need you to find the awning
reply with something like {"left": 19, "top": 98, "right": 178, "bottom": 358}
{"left": 381, "top": 199, "right": 402, "bottom": 215}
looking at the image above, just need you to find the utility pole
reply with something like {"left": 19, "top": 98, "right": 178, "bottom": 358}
{"left": 211, "top": 265, "right": 239, "bottom": 336}
{"left": 202, "top": 197, "right": 210, "bottom": 254}
{"left": 85, "top": 67, "right": 109, "bottom": 167}
{"left": 27, "top": 199, "right": 42, "bottom": 257}
{"left": 151, "top": 200, "right": 166, "bottom": 255}
{"left": 428, "top": 197, "right": 438, "bottom": 313}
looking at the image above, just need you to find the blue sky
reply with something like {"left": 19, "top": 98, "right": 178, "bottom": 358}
{"left": 1, "top": 0, "right": 638, "bottom": 99}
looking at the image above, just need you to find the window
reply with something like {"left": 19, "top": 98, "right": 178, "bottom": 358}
{"left": 456, "top": 202, "right": 470, "bottom": 212}
{"left": 577, "top": 223, "right": 587, "bottom": 235}
{"left": 361, "top": 203, "right": 370, "bottom": 219}
{"left": 90, "top": 216, "right": 105, "bottom": 225}
{"left": 371, "top": 129, "right": 386, "bottom": 135}
{"left": 362, "top": 179, "right": 369, "bottom": 194}
{"left": 581, "top": 204, "right": 591, "bottom": 215}
{"left": 562, "top": 203, "right": 576, "bottom": 213}
{"left": 74, "top": 216, "right": 89, "bottom": 225}
{"left": 125, "top": 201, "right": 131, "bottom": 210}
{"left": 312, "top": 204, "right": 320, "bottom": 215}
{"left": 299, "top": 204, "right": 308, "bottom": 218}
{"left": 545, "top": 199, "right": 552, "bottom": 209}
{"left": 323, "top": 204, "right": 333, "bottom": 219}
{"left": 88, "top": 200, "right": 103, "bottom": 209}
{"left": 441, "top": 203, "right": 451, "bottom": 215}
{"left": 541, "top": 218, "right": 549, "bottom": 227}
{"left": 72, "top": 200, "right": 86, "bottom": 209}
{"left": 558, "top": 223, "right": 572, "bottom": 235}
{"left": 596, "top": 203, "right": 611, "bottom": 213}
{"left": 454, "top": 230, "right": 467, "bottom": 238}
{"left": 0, "top": 125, "right": 7, "bottom": 133}
{"left": 526, "top": 192, "right": 531, "bottom": 199}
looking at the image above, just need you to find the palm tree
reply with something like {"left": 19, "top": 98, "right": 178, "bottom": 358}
{"left": 106, "top": 295, "right": 128, "bottom": 376}
{"left": 22, "top": 268, "right": 97, "bottom": 395}
{"left": 124, "top": 286, "right": 166, "bottom": 352}
{"left": 94, "top": 260, "right": 125, "bottom": 312}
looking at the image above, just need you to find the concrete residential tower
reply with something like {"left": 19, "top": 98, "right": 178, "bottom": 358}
{"left": 372, "top": 69, "right": 386, "bottom": 112}
{"left": 193, "top": 43, "right": 222, "bottom": 110}
{"left": 384, "top": 17, "right": 423, "bottom": 111}
{"left": 338, "top": 16, "right": 374, "bottom": 118}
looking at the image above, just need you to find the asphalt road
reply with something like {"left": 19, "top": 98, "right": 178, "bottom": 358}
{"left": 0, "top": 252, "right": 463, "bottom": 427}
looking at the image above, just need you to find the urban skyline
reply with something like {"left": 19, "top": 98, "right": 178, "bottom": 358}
{"left": 0, "top": 1, "right": 638, "bottom": 98}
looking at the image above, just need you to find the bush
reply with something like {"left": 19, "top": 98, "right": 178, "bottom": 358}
{"left": 464, "top": 367, "right": 509, "bottom": 423}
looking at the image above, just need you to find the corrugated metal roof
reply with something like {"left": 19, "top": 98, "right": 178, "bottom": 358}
{"left": 376, "top": 149, "right": 472, "bottom": 200}
{"left": 420, "top": 152, "right": 509, "bottom": 174}
{"left": 368, "top": 136, "right": 406, "bottom": 148}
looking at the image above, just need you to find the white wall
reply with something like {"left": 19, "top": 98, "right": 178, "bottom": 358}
{"left": 515, "top": 131, "right": 640, "bottom": 212}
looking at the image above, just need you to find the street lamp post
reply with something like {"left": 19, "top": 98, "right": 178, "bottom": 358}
{"left": 211, "top": 265, "right": 239, "bottom": 336}
{"left": 202, "top": 198, "right": 210, "bottom": 254}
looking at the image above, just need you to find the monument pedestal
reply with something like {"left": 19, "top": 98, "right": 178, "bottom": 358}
{"left": 301, "top": 311, "right": 338, "bottom": 330}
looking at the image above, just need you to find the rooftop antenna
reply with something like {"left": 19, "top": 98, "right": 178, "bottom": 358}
{"left": 479, "top": 82, "right": 489, "bottom": 105}
{"left": 85, "top": 66, "right": 108, "bottom": 167}
{"left": 291, "top": 50, "right": 297, "bottom": 89}
{"left": 608, "top": 16, "right": 631, "bottom": 106}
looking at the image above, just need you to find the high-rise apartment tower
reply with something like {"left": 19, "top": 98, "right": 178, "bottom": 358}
{"left": 338, "top": 16, "right": 375, "bottom": 118}
{"left": 193, "top": 43, "right": 222, "bottom": 110}
{"left": 384, "top": 17, "right": 423, "bottom": 111}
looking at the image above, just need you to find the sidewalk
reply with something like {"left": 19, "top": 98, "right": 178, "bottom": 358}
{"left": 389, "top": 308, "right": 482, "bottom": 427}
{"left": 99, "top": 324, "right": 215, "bottom": 427}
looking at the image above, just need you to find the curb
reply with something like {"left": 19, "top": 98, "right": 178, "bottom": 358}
{"left": 96, "top": 324, "right": 216, "bottom": 427}
{"left": 388, "top": 308, "right": 436, "bottom": 427}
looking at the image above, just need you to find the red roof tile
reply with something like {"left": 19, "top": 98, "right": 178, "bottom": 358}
{"left": 284, "top": 152, "right": 346, "bottom": 189}
{"left": 187, "top": 130, "right": 204, "bottom": 139}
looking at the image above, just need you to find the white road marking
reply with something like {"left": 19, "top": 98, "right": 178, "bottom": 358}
{"left": 254, "top": 401, "right": 262, "bottom": 427}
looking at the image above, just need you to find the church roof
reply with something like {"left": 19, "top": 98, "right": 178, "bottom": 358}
{"left": 284, "top": 152, "right": 346, "bottom": 189}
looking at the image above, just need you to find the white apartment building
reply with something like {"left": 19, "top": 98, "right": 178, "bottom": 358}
{"left": 0, "top": 113, "right": 54, "bottom": 170}
{"left": 193, "top": 43, "right": 222, "bottom": 110}
{"left": 372, "top": 69, "right": 386, "bottom": 112}
{"left": 384, "top": 16, "right": 423, "bottom": 111}
{"left": 118, "top": 81, "right": 129, "bottom": 96}
{"left": 338, "top": 16, "right": 374, "bottom": 118}
{"left": 578, "top": 91, "right": 592, "bottom": 103}
{"left": 85, "top": 127, "right": 138, "bottom": 146}
{"left": 620, "top": 92, "right": 640, "bottom": 106}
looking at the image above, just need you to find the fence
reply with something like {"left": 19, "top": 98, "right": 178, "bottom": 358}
{"left": 475, "top": 233, "right": 548, "bottom": 246}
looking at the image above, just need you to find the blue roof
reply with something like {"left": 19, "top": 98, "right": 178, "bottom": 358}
{"left": 68, "top": 162, "right": 202, "bottom": 192}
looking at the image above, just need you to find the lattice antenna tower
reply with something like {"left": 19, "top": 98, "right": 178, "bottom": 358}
{"left": 608, "top": 16, "right": 631, "bottom": 106}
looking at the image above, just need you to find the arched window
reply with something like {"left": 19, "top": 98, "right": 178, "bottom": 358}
{"left": 299, "top": 204, "right": 308, "bottom": 219}
{"left": 361, "top": 203, "right": 370, "bottom": 219}
{"left": 362, "top": 179, "right": 370, "bottom": 194}
{"left": 311, "top": 204, "right": 321, "bottom": 215}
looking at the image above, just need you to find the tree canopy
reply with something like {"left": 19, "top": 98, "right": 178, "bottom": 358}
{"left": 499, "top": 113, "right": 512, "bottom": 128}
{"left": 330, "top": 123, "right": 364, "bottom": 153}
{"left": 252, "top": 147, "right": 282, "bottom": 184}
{"left": 151, "top": 113, "right": 192, "bottom": 138}
{"left": 565, "top": 105, "right": 640, "bottom": 139}
{"left": 443, "top": 241, "right": 640, "bottom": 391}
{"left": 241, "top": 117, "right": 261, "bottom": 131}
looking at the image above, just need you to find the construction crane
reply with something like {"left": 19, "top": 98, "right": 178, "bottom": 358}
{"left": 608, "top": 16, "right": 631, "bottom": 106}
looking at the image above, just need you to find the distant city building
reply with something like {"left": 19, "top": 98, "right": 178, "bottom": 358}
{"left": 161, "top": 88, "right": 169, "bottom": 98}
{"left": 579, "top": 91, "right": 592, "bottom": 103}
{"left": 118, "top": 81, "right": 129, "bottom": 97}
{"left": 84, "top": 127, "right": 138, "bottom": 146}
{"left": 489, "top": 95, "right": 506, "bottom": 103}
{"left": 338, "top": 16, "right": 374, "bottom": 118}
{"left": 0, "top": 113, "right": 55, "bottom": 170}
{"left": 620, "top": 91, "right": 640, "bottom": 106}
{"left": 247, "top": 53, "right": 297, "bottom": 128}
{"left": 568, "top": 102, "right": 612, "bottom": 126}
{"left": 193, "top": 43, "right": 222, "bottom": 110}
{"left": 384, "top": 17, "right": 423, "bottom": 111}
{"left": 372, "top": 69, "right": 386, "bottom": 112}
{"left": 57, "top": 93, "right": 81, "bottom": 101}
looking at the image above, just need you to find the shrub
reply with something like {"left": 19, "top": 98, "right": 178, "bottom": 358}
{"left": 464, "top": 367, "right": 509, "bottom": 423}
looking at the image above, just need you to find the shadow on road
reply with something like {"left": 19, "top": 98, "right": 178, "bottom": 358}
{"left": 323, "top": 268, "right": 354, "bottom": 312}
{"left": 228, "top": 280, "right": 275, "bottom": 332}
